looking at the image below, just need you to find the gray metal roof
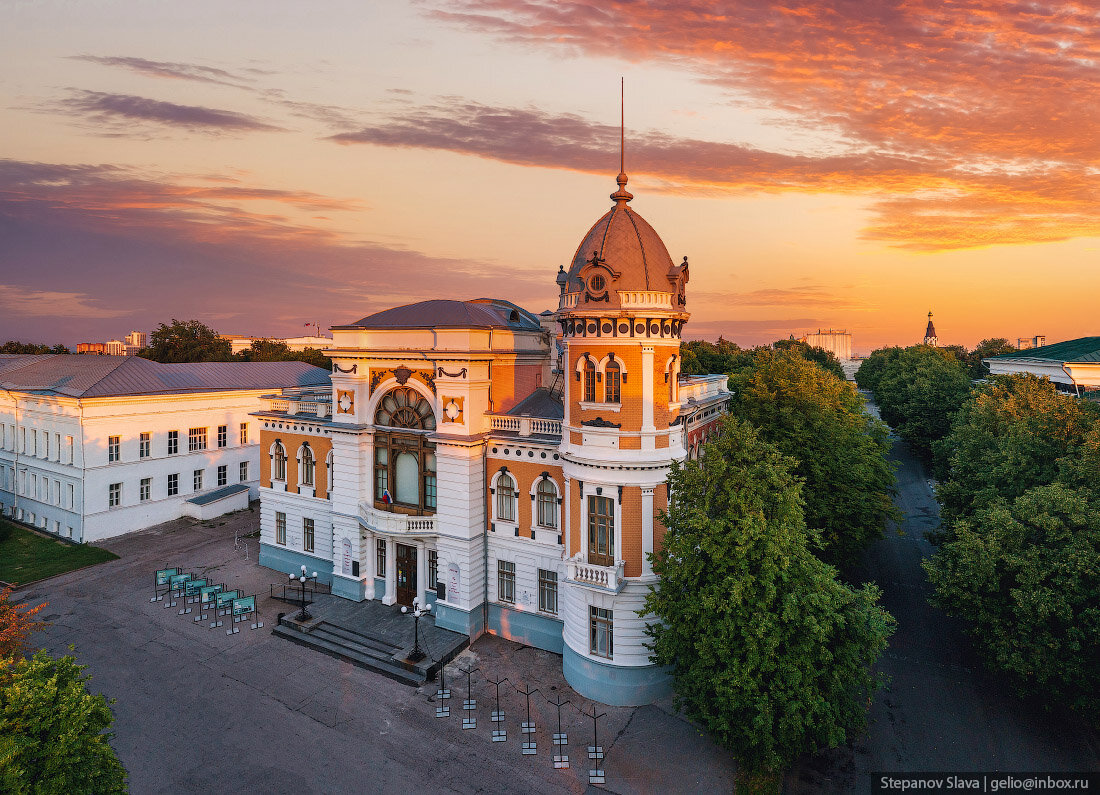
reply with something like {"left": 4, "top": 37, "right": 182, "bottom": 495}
{"left": 0, "top": 355, "right": 329, "bottom": 398}
{"left": 986, "top": 337, "right": 1100, "bottom": 364}
{"left": 186, "top": 483, "right": 250, "bottom": 506}
{"left": 501, "top": 387, "right": 564, "bottom": 419}
{"left": 337, "top": 298, "right": 542, "bottom": 332}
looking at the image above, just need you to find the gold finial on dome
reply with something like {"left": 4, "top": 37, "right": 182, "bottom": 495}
{"left": 611, "top": 77, "right": 633, "bottom": 205}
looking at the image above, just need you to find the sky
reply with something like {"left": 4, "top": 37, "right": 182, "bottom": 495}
{"left": 2, "top": 1, "right": 1099, "bottom": 354}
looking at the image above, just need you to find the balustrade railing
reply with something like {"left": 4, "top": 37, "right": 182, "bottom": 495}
{"left": 359, "top": 503, "right": 437, "bottom": 535}
{"left": 565, "top": 556, "right": 626, "bottom": 592}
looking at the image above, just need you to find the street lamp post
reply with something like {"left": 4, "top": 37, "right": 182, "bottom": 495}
{"left": 289, "top": 564, "right": 317, "bottom": 622}
{"left": 401, "top": 598, "right": 431, "bottom": 662}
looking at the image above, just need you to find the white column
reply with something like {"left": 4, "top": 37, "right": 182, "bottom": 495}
{"left": 363, "top": 531, "right": 376, "bottom": 599}
{"left": 641, "top": 345, "right": 655, "bottom": 448}
{"left": 383, "top": 537, "right": 397, "bottom": 605}
{"left": 641, "top": 487, "right": 655, "bottom": 576}
{"left": 416, "top": 540, "right": 427, "bottom": 605}
{"left": 563, "top": 475, "right": 571, "bottom": 558}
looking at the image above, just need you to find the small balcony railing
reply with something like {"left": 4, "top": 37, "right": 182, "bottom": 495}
{"left": 565, "top": 555, "right": 626, "bottom": 593}
{"left": 489, "top": 415, "right": 562, "bottom": 437}
{"left": 359, "top": 503, "right": 437, "bottom": 535}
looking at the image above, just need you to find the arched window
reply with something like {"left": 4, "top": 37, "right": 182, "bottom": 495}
{"left": 536, "top": 479, "right": 558, "bottom": 529}
{"left": 273, "top": 441, "right": 287, "bottom": 481}
{"left": 374, "top": 387, "right": 437, "bottom": 513}
{"left": 300, "top": 445, "right": 315, "bottom": 486}
{"left": 583, "top": 358, "right": 597, "bottom": 403}
{"left": 605, "top": 360, "right": 621, "bottom": 403}
{"left": 496, "top": 473, "right": 516, "bottom": 522}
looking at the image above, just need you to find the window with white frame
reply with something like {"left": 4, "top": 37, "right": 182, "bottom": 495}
{"left": 538, "top": 569, "right": 558, "bottom": 615}
{"left": 167, "top": 430, "right": 179, "bottom": 455}
{"left": 303, "top": 518, "right": 315, "bottom": 553}
{"left": 428, "top": 549, "right": 438, "bottom": 590}
{"left": 590, "top": 606, "right": 613, "bottom": 658}
{"left": 583, "top": 357, "right": 597, "bottom": 402}
{"left": 193, "top": 469, "right": 203, "bottom": 491}
{"left": 497, "top": 560, "right": 515, "bottom": 604}
{"left": 376, "top": 539, "right": 386, "bottom": 576}
{"left": 587, "top": 495, "right": 615, "bottom": 566}
{"left": 495, "top": 472, "right": 516, "bottom": 522}
{"left": 239, "top": 422, "right": 248, "bottom": 445}
{"left": 300, "top": 445, "right": 315, "bottom": 487}
{"left": 108, "top": 435, "right": 120, "bottom": 462}
{"left": 217, "top": 425, "right": 227, "bottom": 448}
{"left": 239, "top": 461, "right": 249, "bottom": 482}
{"left": 140, "top": 478, "right": 151, "bottom": 502}
{"left": 275, "top": 512, "right": 286, "bottom": 545}
{"left": 54, "top": 432, "right": 60, "bottom": 461}
{"left": 373, "top": 387, "right": 437, "bottom": 513}
{"left": 272, "top": 441, "right": 287, "bottom": 481}
{"left": 43, "top": 432, "right": 49, "bottom": 459}
{"left": 108, "top": 483, "right": 121, "bottom": 508}
{"left": 188, "top": 427, "right": 207, "bottom": 452}
{"left": 66, "top": 483, "right": 74, "bottom": 508}
{"left": 168, "top": 474, "right": 178, "bottom": 497}
{"left": 217, "top": 465, "right": 227, "bottom": 487}
{"left": 139, "top": 432, "right": 150, "bottom": 458}
{"left": 605, "top": 359, "right": 621, "bottom": 403}
{"left": 536, "top": 479, "right": 558, "bottom": 529}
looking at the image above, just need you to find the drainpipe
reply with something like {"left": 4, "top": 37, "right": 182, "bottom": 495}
{"left": 482, "top": 442, "right": 489, "bottom": 638}
{"left": 1061, "top": 364, "right": 1081, "bottom": 397}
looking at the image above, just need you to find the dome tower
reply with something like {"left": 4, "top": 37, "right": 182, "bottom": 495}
{"left": 555, "top": 167, "right": 690, "bottom": 705}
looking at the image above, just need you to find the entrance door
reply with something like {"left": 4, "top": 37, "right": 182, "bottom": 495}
{"left": 396, "top": 544, "right": 417, "bottom": 607}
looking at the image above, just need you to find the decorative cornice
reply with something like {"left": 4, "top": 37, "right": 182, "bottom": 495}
{"left": 332, "top": 363, "right": 357, "bottom": 374}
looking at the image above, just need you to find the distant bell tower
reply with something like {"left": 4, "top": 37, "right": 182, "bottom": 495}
{"left": 924, "top": 311, "right": 938, "bottom": 347}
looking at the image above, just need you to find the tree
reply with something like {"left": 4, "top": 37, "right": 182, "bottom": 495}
{"left": 924, "top": 484, "right": 1100, "bottom": 717}
{"left": 965, "top": 338, "right": 1017, "bottom": 379}
{"left": 729, "top": 350, "right": 897, "bottom": 566}
{"left": 854, "top": 346, "right": 902, "bottom": 394}
{"left": 644, "top": 416, "right": 895, "bottom": 776}
{"left": 680, "top": 338, "right": 754, "bottom": 377}
{"left": 772, "top": 338, "right": 845, "bottom": 379}
{"left": 874, "top": 346, "right": 972, "bottom": 464}
{"left": 235, "top": 339, "right": 329, "bottom": 368}
{"left": 934, "top": 374, "right": 1100, "bottom": 529}
{"left": 0, "top": 586, "right": 45, "bottom": 660}
{"left": 141, "top": 319, "right": 232, "bottom": 363}
{"left": 1, "top": 341, "right": 70, "bottom": 354}
{"left": 0, "top": 648, "right": 127, "bottom": 794}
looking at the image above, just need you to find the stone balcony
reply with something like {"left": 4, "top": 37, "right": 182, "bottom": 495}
{"left": 565, "top": 555, "right": 626, "bottom": 593}
{"left": 359, "top": 503, "right": 437, "bottom": 536}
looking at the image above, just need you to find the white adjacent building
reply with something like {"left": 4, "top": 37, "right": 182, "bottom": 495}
{"left": 0, "top": 355, "right": 327, "bottom": 542}
{"left": 984, "top": 337, "right": 1100, "bottom": 394}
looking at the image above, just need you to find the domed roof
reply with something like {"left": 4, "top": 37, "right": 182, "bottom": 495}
{"left": 339, "top": 299, "right": 541, "bottom": 331}
{"left": 562, "top": 173, "right": 688, "bottom": 311}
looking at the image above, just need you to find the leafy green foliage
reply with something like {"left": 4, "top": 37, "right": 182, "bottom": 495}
{"left": 964, "top": 338, "right": 1018, "bottom": 379}
{"left": 0, "top": 342, "right": 70, "bottom": 354}
{"left": 0, "top": 649, "right": 127, "bottom": 794}
{"left": 924, "top": 484, "right": 1100, "bottom": 717}
{"left": 728, "top": 350, "right": 897, "bottom": 566}
{"left": 141, "top": 319, "right": 232, "bottom": 363}
{"left": 771, "top": 338, "right": 845, "bottom": 379}
{"left": 934, "top": 374, "right": 1100, "bottom": 528}
{"left": 679, "top": 337, "right": 754, "bottom": 377}
{"left": 644, "top": 417, "right": 895, "bottom": 774}
{"left": 235, "top": 339, "right": 329, "bottom": 368}
{"left": 871, "top": 346, "right": 972, "bottom": 464}
{"left": 854, "top": 347, "right": 902, "bottom": 393}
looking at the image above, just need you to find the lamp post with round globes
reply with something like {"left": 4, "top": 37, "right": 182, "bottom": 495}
{"left": 290, "top": 565, "right": 318, "bottom": 622}
{"left": 401, "top": 598, "right": 432, "bottom": 662}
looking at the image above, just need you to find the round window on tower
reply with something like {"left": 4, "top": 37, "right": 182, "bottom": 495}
{"left": 589, "top": 274, "right": 606, "bottom": 292}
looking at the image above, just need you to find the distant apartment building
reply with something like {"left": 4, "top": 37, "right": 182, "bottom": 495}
{"left": 1016, "top": 335, "right": 1047, "bottom": 350}
{"left": 798, "top": 329, "right": 852, "bottom": 361}
{"left": 0, "top": 354, "right": 328, "bottom": 542}
{"left": 222, "top": 334, "right": 333, "bottom": 355}
{"left": 77, "top": 330, "right": 147, "bottom": 356}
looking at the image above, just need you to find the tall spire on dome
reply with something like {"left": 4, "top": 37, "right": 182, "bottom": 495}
{"left": 924, "top": 310, "right": 938, "bottom": 347}
{"left": 611, "top": 76, "right": 633, "bottom": 206}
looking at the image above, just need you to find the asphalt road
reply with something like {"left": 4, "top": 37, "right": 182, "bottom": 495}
{"left": 788, "top": 408, "right": 1100, "bottom": 792}
{"left": 22, "top": 509, "right": 736, "bottom": 795}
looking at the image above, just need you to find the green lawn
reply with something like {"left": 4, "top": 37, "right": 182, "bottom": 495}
{"left": 0, "top": 520, "right": 118, "bottom": 586}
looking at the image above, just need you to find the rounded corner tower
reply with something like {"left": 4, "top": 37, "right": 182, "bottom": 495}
{"left": 555, "top": 169, "right": 691, "bottom": 706}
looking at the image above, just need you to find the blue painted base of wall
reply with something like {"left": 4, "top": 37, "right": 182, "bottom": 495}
{"left": 562, "top": 643, "right": 672, "bottom": 707}
{"left": 434, "top": 601, "right": 485, "bottom": 639}
{"left": 487, "top": 603, "right": 563, "bottom": 655}
{"left": 332, "top": 574, "right": 366, "bottom": 601}
{"left": 373, "top": 578, "right": 385, "bottom": 600}
{"left": 259, "top": 544, "right": 334, "bottom": 585}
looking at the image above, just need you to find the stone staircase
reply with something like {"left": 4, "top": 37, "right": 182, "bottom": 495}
{"left": 273, "top": 614, "right": 466, "bottom": 687}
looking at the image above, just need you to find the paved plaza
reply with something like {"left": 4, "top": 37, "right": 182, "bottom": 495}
{"left": 23, "top": 507, "right": 736, "bottom": 794}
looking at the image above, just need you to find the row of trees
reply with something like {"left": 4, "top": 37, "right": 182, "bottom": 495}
{"left": 0, "top": 586, "right": 126, "bottom": 792}
{"left": 924, "top": 375, "right": 1100, "bottom": 717}
{"left": 647, "top": 340, "right": 899, "bottom": 780}
{"left": 0, "top": 341, "right": 70, "bottom": 354}
{"left": 140, "top": 319, "right": 328, "bottom": 368}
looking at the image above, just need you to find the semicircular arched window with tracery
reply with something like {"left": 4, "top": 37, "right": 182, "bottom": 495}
{"left": 373, "top": 386, "right": 437, "bottom": 514}
{"left": 375, "top": 386, "right": 436, "bottom": 430}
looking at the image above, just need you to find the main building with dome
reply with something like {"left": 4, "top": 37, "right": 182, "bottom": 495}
{"left": 254, "top": 168, "right": 730, "bottom": 705}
